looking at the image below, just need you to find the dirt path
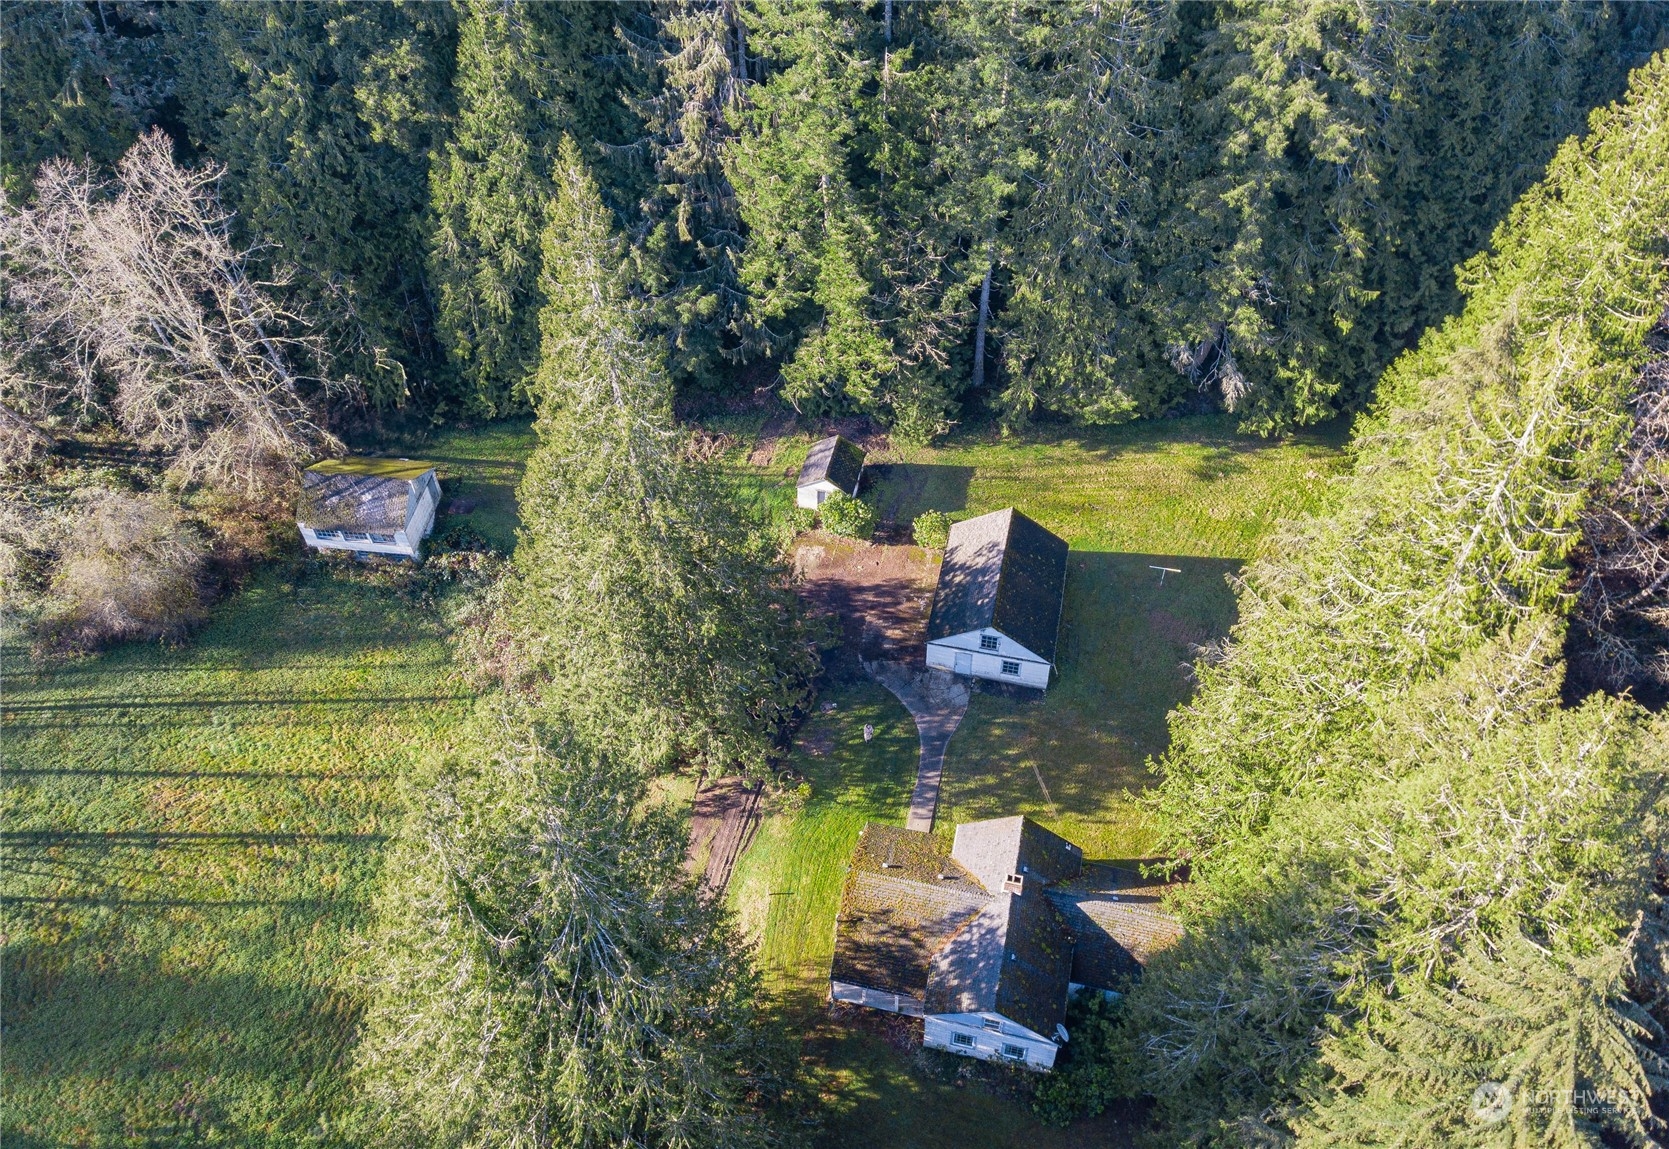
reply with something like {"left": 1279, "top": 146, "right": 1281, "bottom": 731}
{"left": 864, "top": 660, "right": 970, "bottom": 832}
{"left": 792, "top": 535, "right": 939, "bottom": 660}
{"left": 686, "top": 776, "right": 765, "bottom": 899}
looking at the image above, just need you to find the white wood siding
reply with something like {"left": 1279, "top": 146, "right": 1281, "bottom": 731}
{"left": 926, "top": 628, "right": 1051, "bottom": 689}
{"left": 299, "top": 526, "right": 419, "bottom": 559}
{"left": 922, "top": 1013, "right": 1059, "bottom": 1070}
{"left": 797, "top": 479, "right": 842, "bottom": 509}
{"left": 830, "top": 980, "right": 925, "bottom": 1017}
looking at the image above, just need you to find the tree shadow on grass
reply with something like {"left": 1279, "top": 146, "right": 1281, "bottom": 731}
{"left": 861, "top": 463, "right": 976, "bottom": 526}
{"left": 3, "top": 939, "right": 363, "bottom": 1148}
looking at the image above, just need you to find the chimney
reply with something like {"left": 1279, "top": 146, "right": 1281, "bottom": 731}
{"left": 1002, "top": 872, "right": 1025, "bottom": 895}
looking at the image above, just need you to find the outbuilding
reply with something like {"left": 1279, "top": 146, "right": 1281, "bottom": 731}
{"left": 796, "top": 434, "right": 866, "bottom": 509}
{"left": 924, "top": 508, "right": 1068, "bottom": 691}
{"left": 297, "top": 457, "right": 441, "bottom": 561}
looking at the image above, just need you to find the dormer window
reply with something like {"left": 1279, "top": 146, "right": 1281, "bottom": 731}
{"left": 982, "top": 1018, "right": 1002, "bottom": 1033}
{"left": 980, "top": 634, "right": 999, "bottom": 651}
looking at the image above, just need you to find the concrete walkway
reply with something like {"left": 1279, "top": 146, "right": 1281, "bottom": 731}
{"left": 865, "top": 660, "right": 970, "bottom": 832}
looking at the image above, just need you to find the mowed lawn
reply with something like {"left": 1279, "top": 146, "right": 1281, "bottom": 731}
{"left": 725, "top": 414, "right": 1347, "bottom": 1146}
{"left": 1, "top": 422, "right": 531, "bottom": 1148}
{"left": 867, "top": 415, "right": 1348, "bottom": 860}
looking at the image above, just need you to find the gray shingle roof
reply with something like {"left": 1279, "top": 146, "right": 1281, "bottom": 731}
{"left": 1046, "top": 864, "right": 1184, "bottom": 990}
{"left": 925, "top": 509, "right": 1069, "bottom": 663}
{"left": 832, "top": 817, "right": 1140, "bottom": 1040}
{"left": 797, "top": 435, "right": 866, "bottom": 494}
{"left": 297, "top": 458, "right": 436, "bottom": 533}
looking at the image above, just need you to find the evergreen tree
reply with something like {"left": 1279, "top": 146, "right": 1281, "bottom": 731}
{"left": 164, "top": 1, "right": 455, "bottom": 409}
{"left": 634, "top": 0, "right": 760, "bottom": 390}
{"left": 498, "top": 137, "right": 814, "bottom": 774}
{"left": 354, "top": 712, "right": 787, "bottom": 1148}
{"left": 1293, "top": 929, "right": 1667, "bottom": 1147}
{"left": 429, "top": 0, "right": 634, "bottom": 417}
{"left": 1123, "top": 54, "right": 1669, "bottom": 1140}
{"left": 0, "top": 0, "right": 164, "bottom": 196}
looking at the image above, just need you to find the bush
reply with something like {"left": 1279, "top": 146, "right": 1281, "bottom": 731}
{"left": 912, "top": 509, "right": 951, "bottom": 549}
{"left": 37, "top": 489, "right": 206, "bottom": 651}
{"left": 819, "top": 491, "right": 875, "bottom": 539}
{"left": 1031, "top": 992, "right": 1134, "bottom": 1126}
{"left": 779, "top": 504, "right": 817, "bottom": 547}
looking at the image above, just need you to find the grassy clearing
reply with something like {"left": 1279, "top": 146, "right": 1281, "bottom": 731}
{"left": 362, "top": 419, "right": 535, "bottom": 551}
{"left": 863, "top": 415, "right": 1350, "bottom": 860}
{"left": 1, "top": 422, "right": 530, "bottom": 1148}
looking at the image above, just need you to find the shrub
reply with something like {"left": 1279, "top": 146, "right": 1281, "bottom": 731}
{"left": 819, "top": 491, "right": 875, "bottom": 539}
{"left": 1031, "top": 992, "right": 1135, "bottom": 1126}
{"left": 38, "top": 489, "right": 206, "bottom": 651}
{"left": 777, "top": 504, "right": 817, "bottom": 550}
{"left": 912, "top": 509, "right": 951, "bottom": 549}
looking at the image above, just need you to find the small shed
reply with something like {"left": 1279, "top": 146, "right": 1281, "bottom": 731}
{"left": 297, "top": 457, "right": 440, "bottom": 561}
{"left": 796, "top": 434, "right": 866, "bottom": 509}
{"left": 924, "top": 508, "right": 1068, "bottom": 690}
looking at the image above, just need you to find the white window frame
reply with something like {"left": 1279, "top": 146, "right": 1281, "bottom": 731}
{"left": 951, "top": 1032, "right": 976, "bottom": 1049}
{"left": 980, "top": 634, "right": 1000, "bottom": 651}
{"left": 1001, "top": 1044, "right": 1027, "bottom": 1061}
{"left": 1000, "top": 659, "right": 1021, "bottom": 676}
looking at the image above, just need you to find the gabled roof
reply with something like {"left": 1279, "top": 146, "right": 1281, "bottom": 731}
{"left": 925, "top": 509, "right": 1069, "bottom": 663}
{"left": 797, "top": 435, "right": 866, "bottom": 494}
{"left": 1046, "top": 864, "right": 1184, "bottom": 990}
{"left": 833, "top": 817, "right": 1131, "bottom": 1040}
{"left": 831, "top": 825, "right": 988, "bottom": 998}
{"left": 951, "top": 816, "right": 1082, "bottom": 896}
{"left": 925, "top": 888, "right": 1074, "bottom": 1039}
{"left": 298, "top": 457, "right": 436, "bottom": 533}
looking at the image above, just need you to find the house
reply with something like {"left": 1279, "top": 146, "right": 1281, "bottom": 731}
{"left": 297, "top": 457, "right": 441, "bottom": 560}
{"left": 829, "top": 816, "right": 1181, "bottom": 1071}
{"left": 925, "top": 508, "right": 1068, "bottom": 691}
{"left": 796, "top": 434, "right": 866, "bottom": 509}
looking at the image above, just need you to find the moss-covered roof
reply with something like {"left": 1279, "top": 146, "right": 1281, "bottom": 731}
{"left": 305, "top": 456, "right": 437, "bottom": 480}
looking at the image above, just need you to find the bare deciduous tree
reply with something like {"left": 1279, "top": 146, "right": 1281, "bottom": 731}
{"left": 0, "top": 128, "right": 343, "bottom": 493}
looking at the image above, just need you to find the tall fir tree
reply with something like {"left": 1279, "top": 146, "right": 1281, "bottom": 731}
{"left": 354, "top": 713, "right": 789, "bottom": 1148}
{"left": 429, "top": 0, "right": 636, "bottom": 417}
{"left": 164, "top": 1, "right": 456, "bottom": 409}
{"left": 499, "top": 137, "right": 814, "bottom": 775}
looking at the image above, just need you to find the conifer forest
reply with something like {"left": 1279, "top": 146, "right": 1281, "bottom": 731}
{"left": 4, "top": 3, "right": 1669, "bottom": 1147}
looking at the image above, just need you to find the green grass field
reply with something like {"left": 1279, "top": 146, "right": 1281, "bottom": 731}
{"left": 1, "top": 422, "right": 531, "bottom": 1148}
{"left": 726, "top": 414, "right": 1348, "bottom": 1146}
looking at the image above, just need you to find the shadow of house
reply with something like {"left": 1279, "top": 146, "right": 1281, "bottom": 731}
{"left": 862, "top": 463, "right": 976, "bottom": 525}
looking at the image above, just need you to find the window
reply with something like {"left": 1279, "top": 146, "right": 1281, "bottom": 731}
{"left": 951, "top": 1032, "right": 976, "bottom": 1049}
{"left": 343, "top": 531, "right": 369, "bottom": 542}
{"left": 980, "top": 634, "right": 999, "bottom": 651}
{"left": 1002, "top": 1044, "right": 1027, "bottom": 1061}
{"left": 369, "top": 533, "right": 395, "bottom": 544}
{"left": 314, "top": 529, "right": 341, "bottom": 541}
{"left": 982, "top": 1018, "right": 1003, "bottom": 1033}
{"left": 1000, "top": 660, "right": 1020, "bottom": 676}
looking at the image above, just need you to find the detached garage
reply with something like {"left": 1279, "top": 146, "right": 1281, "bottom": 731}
{"left": 924, "top": 508, "right": 1068, "bottom": 691}
{"left": 297, "top": 457, "right": 440, "bottom": 561}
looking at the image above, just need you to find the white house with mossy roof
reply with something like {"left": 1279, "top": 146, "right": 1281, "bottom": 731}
{"left": 296, "top": 457, "right": 440, "bottom": 560}
{"left": 924, "top": 508, "right": 1068, "bottom": 691}
{"left": 829, "top": 816, "right": 1182, "bottom": 1071}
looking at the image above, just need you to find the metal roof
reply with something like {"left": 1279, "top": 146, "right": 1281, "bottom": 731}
{"left": 297, "top": 458, "right": 436, "bottom": 533}
{"left": 797, "top": 435, "right": 866, "bottom": 494}
{"left": 925, "top": 509, "right": 1069, "bottom": 663}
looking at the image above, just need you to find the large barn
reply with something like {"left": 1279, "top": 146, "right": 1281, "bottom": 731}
{"left": 296, "top": 458, "right": 441, "bottom": 561}
{"left": 829, "top": 817, "right": 1181, "bottom": 1071}
{"left": 924, "top": 508, "right": 1068, "bottom": 690}
{"left": 796, "top": 434, "right": 866, "bottom": 509}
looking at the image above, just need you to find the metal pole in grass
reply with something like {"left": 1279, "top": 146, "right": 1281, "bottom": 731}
{"left": 1149, "top": 565, "right": 1182, "bottom": 585}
